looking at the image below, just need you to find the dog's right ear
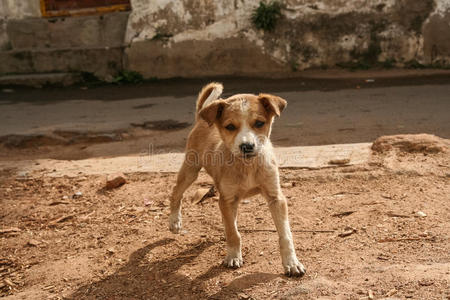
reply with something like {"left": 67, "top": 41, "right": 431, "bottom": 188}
{"left": 199, "top": 100, "right": 226, "bottom": 126}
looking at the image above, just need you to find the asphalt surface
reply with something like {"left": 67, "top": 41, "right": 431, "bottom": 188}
{"left": 0, "top": 71, "right": 449, "bottom": 158}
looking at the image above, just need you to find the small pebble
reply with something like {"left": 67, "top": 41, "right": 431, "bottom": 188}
{"left": 415, "top": 211, "right": 427, "bottom": 217}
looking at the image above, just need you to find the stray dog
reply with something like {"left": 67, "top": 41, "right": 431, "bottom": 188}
{"left": 169, "top": 82, "right": 305, "bottom": 276}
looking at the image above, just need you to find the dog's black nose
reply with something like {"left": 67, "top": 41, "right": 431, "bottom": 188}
{"left": 239, "top": 143, "right": 255, "bottom": 154}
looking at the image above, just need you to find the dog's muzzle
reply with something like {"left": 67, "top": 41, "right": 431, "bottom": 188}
{"left": 239, "top": 143, "right": 255, "bottom": 156}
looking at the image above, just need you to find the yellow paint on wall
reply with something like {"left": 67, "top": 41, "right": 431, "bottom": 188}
{"left": 39, "top": 0, "right": 131, "bottom": 18}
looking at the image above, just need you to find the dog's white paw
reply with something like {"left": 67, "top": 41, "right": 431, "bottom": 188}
{"left": 169, "top": 213, "right": 182, "bottom": 234}
{"left": 223, "top": 255, "right": 243, "bottom": 268}
{"left": 283, "top": 256, "right": 306, "bottom": 277}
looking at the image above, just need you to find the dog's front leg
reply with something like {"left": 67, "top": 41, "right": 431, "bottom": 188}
{"left": 219, "top": 196, "right": 243, "bottom": 268}
{"left": 263, "top": 189, "right": 306, "bottom": 277}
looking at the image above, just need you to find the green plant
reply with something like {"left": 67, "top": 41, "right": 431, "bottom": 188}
{"left": 251, "top": 1, "right": 282, "bottom": 32}
{"left": 112, "top": 70, "right": 144, "bottom": 84}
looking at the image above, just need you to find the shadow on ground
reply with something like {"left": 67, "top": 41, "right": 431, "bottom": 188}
{"left": 68, "top": 238, "right": 279, "bottom": 299}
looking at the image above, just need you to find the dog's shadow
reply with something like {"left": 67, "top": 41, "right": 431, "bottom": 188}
{"left": 68, "top": 238, "right": 278, "bottom": 299}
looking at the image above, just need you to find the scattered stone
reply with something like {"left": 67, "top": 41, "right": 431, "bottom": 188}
{"left": 72, "top": 191, "right": 83, "bottom": 199}
{"left": 106, "top": 173, "right": 127, "bottom": 190}
{"left": 242, "top": 200, "right": 250, "bottom": 204}
{"left": 107, "top": 247, "right": 115, "bottom": 254}
{"left": 17, "top": 171, "right": 29, "bottom": 177}
{"left": 2, "top": 89, "right": 14, "bottom": 93}
{"left": 415, "top": 211, "right": 427, "bottom": 217}
{"left": 144, "top": 198, "right": 152, "bottom": 206}
{"left": 238, "top": 293, "right": 250, "bottom": 299}
{"left": 372, "top": 134, "right": 449, "bottom": 154}
{"left": 368, "top": 289, "right": 374, "bottom": 299}
{"left": 281, "top": 182, "right": 293, "bottom": 188}
{"left": 338, "top": 227, "right": 357, "bottom": 237}
{"left": 62, "top": 195, "right": 69, "bottom": 200}
{"left": 27, "top": 239, "right": 40, "bottom": 247}
{"left": 328, "top": 158, "right": 350, "bottom": 165}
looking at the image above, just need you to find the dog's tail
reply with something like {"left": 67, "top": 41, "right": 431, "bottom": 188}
{"left": 196, "top": 82, "right": 223, "bottom": 119}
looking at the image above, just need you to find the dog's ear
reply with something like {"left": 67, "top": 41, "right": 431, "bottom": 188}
{"left": 258, "top": 94, "right": 287, "bottom": 117}
{"left": 199, "top": 100, "right": 226, "bottom": 126}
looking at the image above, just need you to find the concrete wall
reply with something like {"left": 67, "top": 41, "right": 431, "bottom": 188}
{"left": 1, "top": 0, "right": 450, "bottom": 80}
{"left": 0, "top": 0, "right": 129, "bottom": 79}
{"left": 124, "top": 0, "right": 450, "bottom": 78}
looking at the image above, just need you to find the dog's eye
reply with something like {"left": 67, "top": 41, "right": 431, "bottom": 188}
{"left": 225, "top": 124, "right": 236, "bottom": 131}
{"left": 254, "top": 120, "right": 265, "bottom": 128}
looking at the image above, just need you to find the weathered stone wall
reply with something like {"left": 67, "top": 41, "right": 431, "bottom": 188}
{"left": 124, "top": 0, "right": 450, "bottom": 78}
{"left": 0, "top": 0, "right": 128, "bottom": 79}
{"left": 1, "top": 0, "right": 449, "bottom": 80}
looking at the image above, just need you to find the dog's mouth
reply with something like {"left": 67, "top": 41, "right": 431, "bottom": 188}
{"left": 242, "top": 153, "right": 257, "bottom": 159}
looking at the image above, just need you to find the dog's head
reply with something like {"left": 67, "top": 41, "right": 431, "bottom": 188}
{"left": 199, "top": 92, "right": 287, "bottom": 158}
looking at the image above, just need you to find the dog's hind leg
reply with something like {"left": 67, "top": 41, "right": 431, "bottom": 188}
{"left": 219, "top": 196, "right": 243, "bottom": 268}
{"left": 169, "top": 160, "right": 201, "bottom": 233}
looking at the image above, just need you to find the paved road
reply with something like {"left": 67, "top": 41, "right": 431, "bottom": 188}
{"left": 0, "top": 72, "right": 449, "bottom": 159}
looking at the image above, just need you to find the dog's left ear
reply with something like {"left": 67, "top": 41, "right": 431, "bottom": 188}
{"left": 199, "top": 100, "right": 226, "bottom": 126}
{"left": 258, "top": 94, "right": 287, "bottom": 117}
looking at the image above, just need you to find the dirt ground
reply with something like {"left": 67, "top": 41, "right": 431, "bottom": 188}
{"left": 1, "top": 139, "right": 449, "bottom": 299}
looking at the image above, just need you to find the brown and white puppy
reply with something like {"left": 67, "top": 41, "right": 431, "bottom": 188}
{"left": 169, "top": 82, "right": 305, "bottom": 276}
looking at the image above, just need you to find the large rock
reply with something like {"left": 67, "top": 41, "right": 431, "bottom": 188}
{"left": 372, "top": 134, "right": 449, "bottom": 154}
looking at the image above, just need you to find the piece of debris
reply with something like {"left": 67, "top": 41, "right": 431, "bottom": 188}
{"left": 386, "top": 212, "right": 410, "bottom": 218}
{"left": 338, "top": 227, "right": 357, "bottom": 237}
{"left": 4, "top": 278, "right": 14, "bottom": 287}
{"left": 332, "top": 211, "right": 355, "bottom": 217}
{"left": 48, "top": 214, "right": 75, "bottom": 226}
{"left": 377, "top": 237, "right": 436, "bottom": 243}
{"left": 328, "top": 158, "right": 350, "bottom": 165}
{"left": 0, "top": 227, "right": 21, "bottom": 234}
{"left": 415, "top": 211, "right": 427, "bottom": 217}
{"left": 365, "top": 79, "right": 375, "bottom": 83}
{"left": 49, "top": 201, "right": 70, "bottom": 206}
{"left": 106, "top": 173, "right": 127, "bottom": 190}
{"left": 242, "top": 200, "right": 250, "bottom": 204}
{"left": 238, "top": 293, "right": 250, "bottom": 300}
{"left": 27, "top": 239, "right": 40, "bottom": 247}
{"left": 72, "top": 191, "right": 83, "bottom": 199}
{"left": 107, "top": 247, "right": 115, "bottom": 254}
{"left": 144, "top": 198, "right": 152, "bottom": 206}
{"left": 2, "top": 88, "right": 14, "bottom": 93}
{"left": 368, "top": 289, "right": 374, "bottom": 299}
{"left": 192, "top": 186, "right": 215, "bottom": 204}
{"left": 385, "top": 288, "right": 397, "bottom": 297}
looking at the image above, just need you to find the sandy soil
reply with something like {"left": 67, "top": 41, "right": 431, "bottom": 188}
{"left": 1, "top": 140, "right": 449, "bottom": 300}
